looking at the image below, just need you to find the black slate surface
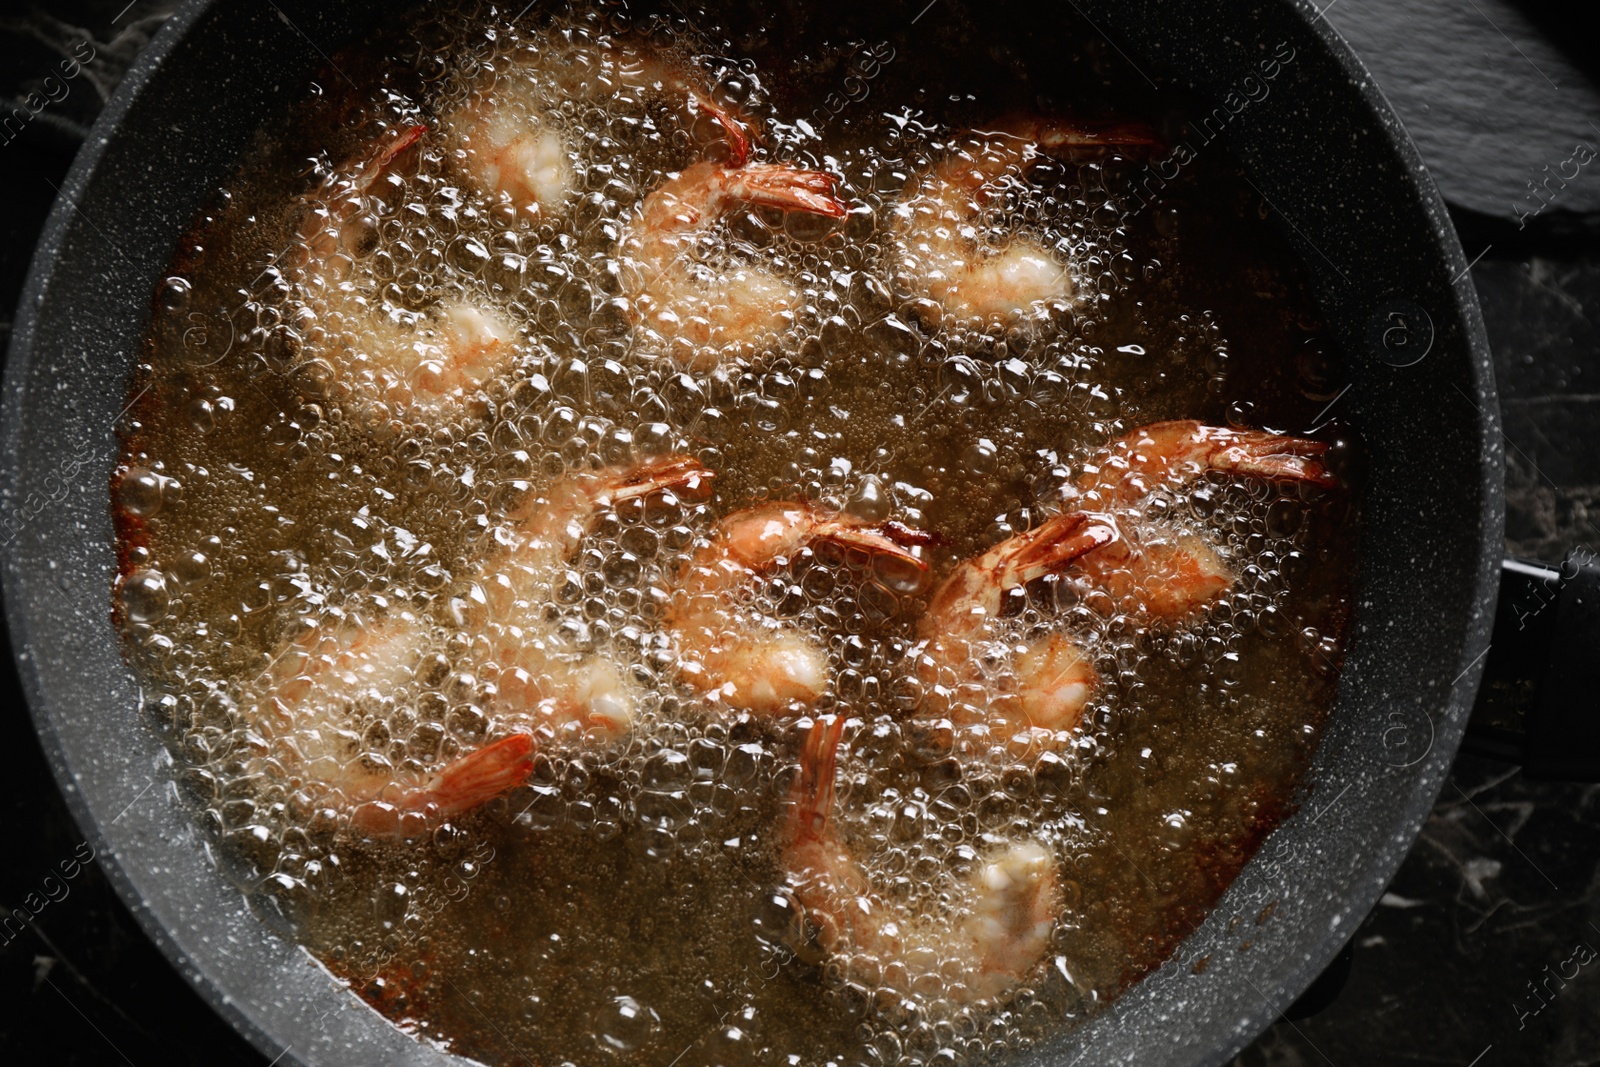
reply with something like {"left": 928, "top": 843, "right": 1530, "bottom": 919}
{"left": 1327, "top": 0, "right": 1600, "bottom": 228}
{"left": 2, "top": 1, "right": 1597, "bottom": 1065}
{"left": 1235, "top": 4, "right": 1600, "bottom": 1064}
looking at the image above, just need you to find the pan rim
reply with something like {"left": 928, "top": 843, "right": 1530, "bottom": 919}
{"left": 0, "top": 3, "right": 310, "bottom": 1063}
{"left": 0, "top": 1, "right": 1504, "bottom": 1064}
{"left": 1050, "top": 0, "right": 1502, "bottom": 1061}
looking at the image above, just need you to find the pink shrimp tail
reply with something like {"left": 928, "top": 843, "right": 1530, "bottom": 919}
{"left": 352, "top": 733, "right": 535, "bottom": 839}
{"left": 422, "top": 733, "right": 537, "bottom": 817}
{"left": 1211, "top": 430, "right": 1339, "bottom": 488}
{"left": 727, "top": 163, "right": 849, "bottom": 219}
{"left": 355, "top": 124, "right": 427, "bottom": 192}
{"left": 881, "top": 520, "right": 941, "bottom": 550}
{"left": 789, "top": 717, "right": 846, "bottom": 843}
{"left": 1003, "top": 511, "right": 1120, "bottom": 581}
{"left": 690, "top": 93, "right": 755, "bottom": 167}
{"left": 1143, "top": 421, "right": 1338, "bottom": 489}
{"left": 612, "top": 454, "right": 717, "bottom": 503}
{"left": 924, "top": 511, "right": 1119, "bottom": 629}
{"left": 814, "top": 519, "right": 933, "bottom": 572}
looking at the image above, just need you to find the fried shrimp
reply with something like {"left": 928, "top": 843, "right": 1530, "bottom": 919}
{"left": 912, "top": 512, "right": 1118, "bottom": 747}
{"left": 621, "top": 152, "right": 848, "bottom": 367}
{"left": 250, "top": 613, "right": 536, "bottom": 840}
{"left": 895, "top": 116, "right": 1158, "bottom": 327}
{"left": 667, "top": 502, "right": 928, "bottom": 715}
{"left": 444, "top": 36, "right": 746, "bottom": 216}
{"left": 782, "top": 717, "right": 1063, "bottom": 1006}
{"left": 1063, "top": 420, "right": 1339, "bottom": 620}
{"left": 461, "top": 455, "right": 715, "bottom": 739}
{"left": 289, "top": 125, "right": 524, "bottom": 416}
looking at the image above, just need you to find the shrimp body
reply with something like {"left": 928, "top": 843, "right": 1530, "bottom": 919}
{"left": 915, "top": 512, "right": 1118, "bottom": 744}
{"left": 1069, "top": 523, "right": 1234, "bottom": 621}
{"left": 463, "top": 456, "right": 715, "bottom": 738}
{"left": 291, "top": 126, "right": 524, "bottom": 416}
{"left": 1065, "top": 421, "right": 1339, "bottom": 620}
{"left": 668, "top": 502, "right": 928, "bottom": 715}
{"left": 255, "top": 614, "right": 536, "bottom": 839}
{"left": 449, "top": 81, "right": 576, "bottom": 213}
{"left": 783, "top": 718, "right": 1062, "bottom": 1005}
{"left": 896, "top": 118, "right": 1158, "bottom": 327}
{"left": 335, "top": 301, "right": 519, "bottom": 415}
{"left": 445, "top": 38, "right": 746, "bottom": 216}
{"left": 622, "top": 161, "right": 848, "bottom": 367}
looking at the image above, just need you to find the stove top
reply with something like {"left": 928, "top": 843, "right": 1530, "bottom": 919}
{"left": 2, "top": 1, "right": 1596, "bottom": 1064}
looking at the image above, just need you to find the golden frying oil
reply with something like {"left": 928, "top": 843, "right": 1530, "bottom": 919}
{"left": 113, "top": 3, "right": 1358, "bottom": 1064}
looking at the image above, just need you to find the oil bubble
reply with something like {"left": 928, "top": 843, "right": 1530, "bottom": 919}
{"left": 596, "top": 995, "right": 659, "bottom": 1054}
{"left": 121, "top": 569, "right": 170, "bottom": 623}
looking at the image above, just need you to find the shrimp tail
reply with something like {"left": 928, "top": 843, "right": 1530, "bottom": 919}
{"left": 1209, "top": 431, "right": 1339, "bottom": 488}
{"left": 813, "top": 518, "right": 932, "bottom": 571}
{"left": 689, "top": 92, "right": 755, "bottom": 167}
{"left": 607, "top": 454, "right": 717, "bottom": 505}
{"left": 925, "top": 511, "right": 1118, "bottom": 629}
{"left": 1000, "top": 511, "right": 1119, "bottom": 581}
{"left": 423, "top": 732, "right": 538, "bottom": 816}
{"left": 789, "top": 716, "right": 847, "bottom": 843}
{"left": 351, "top": 733, "right": 535, "bottom": 839}
{"left": 356, "top": 123, "right": 428, "bottom": 192}
{"left": 727, "top": 163, "right": 849, "bottom": 219}
{"left": 881, "top": 520, "right": 941, "bottom": 549}
{"left": 1122, "top": 421, "right": 1337, "bottom": 489}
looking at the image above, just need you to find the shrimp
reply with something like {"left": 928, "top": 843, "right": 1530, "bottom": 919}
{"left": 444, "top": 37, "right": 748, "bottom": 216}
{"left": 341, "top": 300, "right": 520, "bottom": 416}
{"left": 782, "top": 717, "right": 1063, "bottom": 1006}
{"left": 912, "top": 423, "right": 1339, "bottom": 747}
{"left": 1070, "top": 419, "right": 1339, "bottom": 509}
{"left": 447, "top": 82, "right": 575, "bottom": 215}
{"left": 1062, "top": 421, "right": 1339, "bottom": 621}
{"left": 249, "top": 456, "right": 710, "bottom": 839}
{"left": 253, "top": 612, "right": 537, "bottom": 840}
{"left": 895, "top": 117, "right": 1158, "bottom": 327}
{"left": 290, "top": 125, "right": 524, "bottom": 416}
{"left": 462, "top": 455, "right": 715, "bottom": 739}
{"left": 913, "top": 512, "right": 1118, "bottom": 745}
{"left": 667, "top": 502, "right": 928, "bottom": 715}
{"left": 620, "top": 147, "right": 848, "bottom": 368}
{"left": 295, "top": 123, "right": 428, "bottom": 287}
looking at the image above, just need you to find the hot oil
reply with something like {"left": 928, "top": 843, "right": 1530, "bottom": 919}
{"left": 112, "top": 1, "right": 1359, "bottom": 1064}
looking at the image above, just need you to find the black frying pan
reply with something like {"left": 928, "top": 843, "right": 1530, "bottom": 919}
{"left": 0, "top": 0, "right": 1504, "bottom": 1064}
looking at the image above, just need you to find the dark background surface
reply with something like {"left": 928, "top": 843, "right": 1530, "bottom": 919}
{"left": 1, "top": 1, "right": 1596, "bottom": 1064}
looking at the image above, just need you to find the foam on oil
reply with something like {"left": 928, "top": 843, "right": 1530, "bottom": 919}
{"left": 113, "top": 2, "right": 1358, "bottom": 1064}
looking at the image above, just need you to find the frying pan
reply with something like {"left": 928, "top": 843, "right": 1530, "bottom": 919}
{"left": 0, "top": 0, "right": 1502, "bottom": 1064}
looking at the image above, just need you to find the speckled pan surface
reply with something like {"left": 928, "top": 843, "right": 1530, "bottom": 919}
{"left": 0, "top": 1, "right": 1500, "bottom": 1066}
